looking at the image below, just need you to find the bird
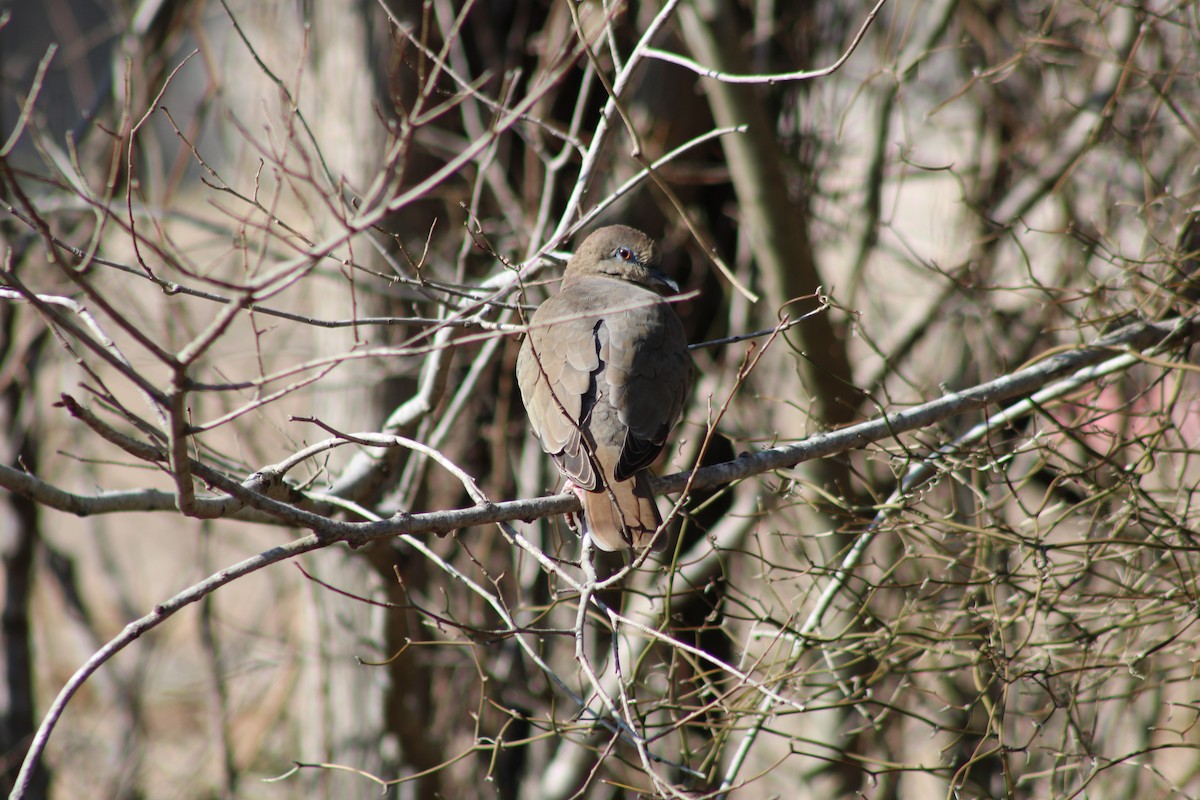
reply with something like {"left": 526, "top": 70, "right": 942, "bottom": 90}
{"left": 516, "top": 225, "right": 693, "bottom": 552}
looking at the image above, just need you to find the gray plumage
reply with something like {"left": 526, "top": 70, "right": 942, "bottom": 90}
{"left": 516, "top": 226, "right": 693, "bottom": 551}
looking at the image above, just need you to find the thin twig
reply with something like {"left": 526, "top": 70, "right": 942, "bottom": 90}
{"left": 643, "top": 0, "right": 888, "bottom": 84}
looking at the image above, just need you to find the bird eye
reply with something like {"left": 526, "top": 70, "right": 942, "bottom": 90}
{"left": 615, "top": 246, "right": 635, "bottom": 262}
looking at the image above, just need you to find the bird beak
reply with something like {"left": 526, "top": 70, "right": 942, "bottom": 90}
{"left": 650, "top": 268, "right": 680, "bottom": 294}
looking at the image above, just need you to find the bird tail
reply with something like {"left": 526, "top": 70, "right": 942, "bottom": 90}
{"left": 583, "top": 471, "right": 668, "bottom": 552}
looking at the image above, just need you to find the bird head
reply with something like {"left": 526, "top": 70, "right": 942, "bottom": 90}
{"left": 564, "top": 225, "right": 680, "bottom": 293}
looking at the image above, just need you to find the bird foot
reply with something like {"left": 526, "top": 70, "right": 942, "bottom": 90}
{"left": 562, "top": 480, "right": 588, "bottom": 533}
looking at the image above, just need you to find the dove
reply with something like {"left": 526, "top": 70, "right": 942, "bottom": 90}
{"left": 516, "top": 225, "right": 693, "bottom": 551}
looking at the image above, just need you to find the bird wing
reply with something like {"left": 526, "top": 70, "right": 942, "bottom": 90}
{"left": 516, "top": 290, "right": 602, "bottom": 490}
{"left": 593, "top": 282, "right": 692, "bottom": 481}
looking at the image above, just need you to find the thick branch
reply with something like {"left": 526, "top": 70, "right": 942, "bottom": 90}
{"left": 3, "top": 316, "right": 1194, "bottom": 541}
